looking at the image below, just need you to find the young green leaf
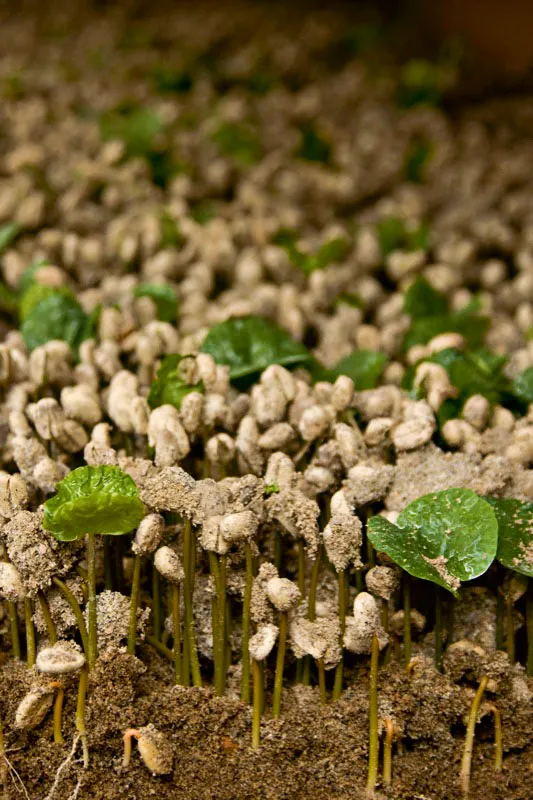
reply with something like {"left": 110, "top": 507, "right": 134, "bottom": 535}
{"left": 403, "top": 276, "right": 448, "bottom": 319}
{"left": 333, "top": 350, "right": 387, "bottom": 390}
{"left": 20, "top": 289, "right": 95, "bottom": 354}
{"left": 18, "top": 258, "right": 51, "bottom": 294}
{"left": 43, "top": 465, "right": 144, "bottom": 541}
{"left": 404, "top": 138, "right": 434, "bottom": 183}
{"left": 296, "top": 124, "right": 332, "bottom": 165}
{"left": 211, "top": 122, "right": 261, "bottom": 165}
{"left": 376, "top": 217, "right": 429, "bottom": 258}
{"left": 160, "top": 212, "right": 183, "bottom": 249}
{"left": 367, "top": 489, "right": 498, "bottom": 595}
{"left": 512, "top": 368, "right": 533, "bottom": 405}
{"left": 148, "top": 354, "right": 204, "bottom": 410}
{"left": 152, "top": 66, "right": 193, "bottom": 94}
{"left": 403, "top": 301, "right": 489, "bottom": 352}
{"left": 133, "top": 283, "right": 178, "bottom": 323}
{"left": 485, "top": 498, "right": 533, "bottom": 578}
{"left": 0, "top": 222, "right": 20, "bottom": 255}
{"left": 277, "top": 235, "right": 349, "bottom": 276}
{"left": 397, "top": 59, "right": 444, "bottom": 108}
{"left": 200, "top": 315, "right": 311, "bottom": 381}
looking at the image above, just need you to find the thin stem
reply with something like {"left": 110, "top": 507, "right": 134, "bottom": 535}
{"left": 122, "top": 729, "right": 141, "bottom": 769}
{"left": 127, "top": 554, "right": 142, "bottom": 655}
{"left": 76, "top": 664, "right": 89, "bottom": 768}
{"left": 333, "top": 569, "right": 347, "bottom": 701}
{"left": 152, "top": 563, "right": 162, "bottom": 641}
{"left": 460, "top": 675, "right": 488, "bottom": 797}
{"left": 208, "top": 551, "right": 225, "bottom": 695}
{"left": 489, "top": 705, "right": 502, "bottom": 772}
{"left": 7, "top": 600, "right": 21, "bottom": 659}
{"left": 505, "top": 595, "right": 515, "bottom": 663}
{"left": 526, "top": 579, "right": 533, "bottom": 676}
{"left": 172, "top": 583, "right": 182, "bottom": 684}
{"left": 303, "top": 545, "right": 322, "bottom": 686}
{"left": 87, "top": 533, "right": 98, "bottom": 669}
{"left": 381, "top": 602, "right": 390, "bottom": 665}
{"left": 241, "top": 542, "right": 253, "bottom": 704}
{"left": 403, "top": 575, "right": 411, "bottom": 667}
{"left": 53, "top": 686, "right": 65, "bottom": 744}
{"left": 52, "top": 577, "right": 89, "bottom": 658}
{"left": 297, "top": 540, "right": 306, "bottom": 597}
{"left": 183, "top": 520, "right": 201, "bottom": 687}
{"left": 272, "top": 611, "right": 288, "bottom": 718}
{"left": 366, "top": 634, "right": 380, "bottom": 798}
{"left": 103, "top": 537, "right": 112, "bottom": 591}
{"left": 317, "top": 658, "right": 327, "bottom": 704}
{"left": 383, "top": 719, "right": 395, "bottom": 787}
{"left": 435, "top": 585, "right": 443, "bottom": 672}
{"left": 38, "top": 592, "right": 58, "bottom": 644}
{"left": 252, "top": 659, "right": 262, "bottom": 749}
{"left": 145, "top": 634, "right": 173, "bottom": 661}
{"left": 24, "top": 597, "right": 35, "bottom": 668}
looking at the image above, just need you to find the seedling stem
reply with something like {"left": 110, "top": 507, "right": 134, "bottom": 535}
{"left": 272, "top": 611, "right": 288, "bottom": 717}
{"left": 460, "top": 675, "right": 488, "bottom": 797}
{"left": 24, "top": 597, "right": 35, "bottom": 668}
{"left": 87, "top": 533, "right": 98, "bottom": 668}
{"left": 366, "top": 633, "right": 380, "bottom": 797}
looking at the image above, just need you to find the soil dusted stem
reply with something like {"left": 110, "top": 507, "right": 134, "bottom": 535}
{"left": 366, "top": 634, "right": 380, "bottom": 798}
{"left": 24, "top": 598, "right": 35, "bottom": 668}
{"left": 208, "top": 552, "right": 226, "bottom": 695}
{"left": 76, "top": 664, "right": 89, "bottom": 768}
{"left": 7, "top": 600, "right": 21, "bottom": 660}
{"left": 252, "top": 659, "right": 262, "bottom": 749}
{"left": 127, "top": 553, "right": 142, "bottom": 655}
{"left": 38, "top": 593, "right": 57, "bottom": 644}
{"left": 303, "top": 544, "right": 322, "bottom": 686}
{"left": 171, "top": 584, "right": 182, "bottom": 684}
{"left": 460, "top": 675, "right": 488, "bottom": 797}
{"left": 333, "top": 569, "right": 347, "bottom": 700}
{"left": 240, "top": 542, "right": 253, "bottom": 703}
{"left": 52, "top": 577, "right": 89, "bottom": 657}
{"left": 87, "top": 533, "right": 98, "bottom": 668}
{"left": 403, "top": 575, "right": 411, "bottom": 666}
{"left": 489, "top": 704, "right": 502, "bottom": 772}
{"left": 272, "top": 611, "right": 288, "bottom": 717}
{"left": 152, "top": 563, "right": 162, "bottom": 641}
{"left": 183, "top": 520, "right": 201, "bottom": 687}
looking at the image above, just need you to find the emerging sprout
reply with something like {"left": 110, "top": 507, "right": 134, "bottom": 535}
{"left": 123, "top": 725, "right": 173, "bottom": 775}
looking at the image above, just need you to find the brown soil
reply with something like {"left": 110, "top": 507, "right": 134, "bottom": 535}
{"left": 1, "top": 646, "right": 532, "bottom": 800}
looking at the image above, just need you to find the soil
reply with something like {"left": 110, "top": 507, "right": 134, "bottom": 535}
{"left": 1, "top": 3, "right": 533, "bottom": 800}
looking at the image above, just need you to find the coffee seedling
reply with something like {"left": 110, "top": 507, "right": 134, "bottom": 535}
{"left": 123, "top": 725, "right": 173, "bottom": 775}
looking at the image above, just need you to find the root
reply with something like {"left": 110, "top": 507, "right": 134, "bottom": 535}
{"left": 44, "top": 734, "right": 81, "bottom": 800}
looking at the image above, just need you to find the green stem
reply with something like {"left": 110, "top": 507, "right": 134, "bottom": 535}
{"left": 76, "top": 664, "right": 89, "bottom": 768}
{"left": 303, "top": 545, "right": 322, "bottom": 686}
{"left": 208, "top": 552, "right": 226, "bottom": 695}
{"left": 183, "top": 520, "right": 201, "bottom": 687}
{"left": 460, "top": 675, "right": 488, "bottom": 797}
{"left": 53, "top": 686, "right": 65, "bottom": 744}
{"left": 103, "top": 537, "right": 112, "bottom": 591}
{"left": 403, "top": 575, "right": 411, "bottom": 667}
{"left": 24, "top": 597, "right": 35, "bottom": 668}
{"left": 297, "top": 540, "right": 306, "bottom": 597}
{"left": 127, "top": 554, "right": 142, "bottom": 655}
{"left": 435, "top": 585, "right": 443, "bottom": 672}
{"left": 145, "top": 634, "right": 173, "bottom": 661}
{"left": 172, "top": 583, "right": 182, "bottom": 684}
{"left": 383, "top": 719, "right": 394, "bottom": 787}
{"left": 274, "top": 531, "right": 283, "bottom": 573}
{"left": 527, "top": 579, "right": 533, "bottom": 676}
{"left": 38, "top": 592, "right": 57, "bottom": 644}
{"left": 52, "top": 577, "right": 89, "bottom": 658}
{"left": 366, "top": 634, "right": 380, "bottom": 798}
{"left": 7, "top": 600, "right": 21, "bottom": 659}
{"left": 152, "top": 563, "right": 162, "bottom": 641}
{"left": 490, "top": 705, "right": 502, "bottom": 772}
{"left": 252, "top": 659, "right": 262, "bottom": 749}
{"left": 505, "top": 595, "right": 515, "bottom": 664}
{"left": 87, "top": 533, "right": 97, "bottom": 669}
{"left": 333, "top": 569, "right": 347, "bottom": 701}
{"left": 241, "top": 542, "right": 253, "bottom": 704}
{"left": 317, "top": 658, "right": 327, "bottom": 704}
{"left": 272, "top": 611, "right": 288, "bottom": 718}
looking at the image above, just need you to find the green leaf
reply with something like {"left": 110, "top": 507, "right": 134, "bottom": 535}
{"left": 296, "top": 124, "right": 332, "bottom": 164}
{"left": 403, "top": 304, "right": 489, "bottom": 352}
{"left": 512, "top": 368, "right": 533, "bottom": 405}
{"left": 20, "top": 284, "right": 74, "bottom": 323}
{"left": 0, "top": 223, "right": 21, "bottom": 255}
{"left": 43, "top": 465, "right": 144, "bottom": 541}
{"left": 403, "top": 276, "right": 448, "bottom": 319}
{"left": 397, "top": 59, "right": 444, "bottom": 108}
{"left": 264, "top": 483, "right": 280, "bottom": 496}
{"left": 367, "top": 488, "right": 498, "bottom": 594}
{"left": 333, "top": 350, "right": 387, "bottom": 389}
{"left": 21, "top": 290, "right": 94, "bottom": 354}
{"left": 133, "top": 283, "right": 178, "bottom": 323}
{"left": 376, "top": 217, "right": 429, "bottom": 258}
{"left": 404, "top": 138, "right": 434, "bottom": 183}
{"left": 189, "top": 201, "right": 220, "bottom": 225}
{"left": 200, "top": 315, "right": 311, "bottom": 381}
{"left": 211, "top": 122, "right": 261, "bottom": 165}
{"left": 485, "top": 498, "right": 533, "bottom": 578}
{"left": 335, "top": 292, "right": 365, "bottom": 310}
{"left": 99, "top": 106, "right": 164, "bottom": 158}
{"left": 18, "top": 259, "right": 51, "bottom": 294}
{"left": 148, "top": 354, "right": 204, "bottom": 410}
{"left": 152, "top": 66, "right": 193, "bottom": 94}
{"left": 280, "top": 236, "right": 350, "bottom": 276}
{"left": 160, "top": 213, "right": 183, "bottom": 249}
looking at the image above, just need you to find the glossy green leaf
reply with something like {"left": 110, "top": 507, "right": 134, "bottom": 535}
{"left": 485, "top": 498, "right": 533, "bottom": 578}
{"left": 333, "top": 350, "right": 387, "bottom": 389}
{"left": 367, "top": 488, "right": 498, "bottom": 594}
{"left": 133, "top": 283, "right": 178, "bottom": 323}
{"left": 403, "top": 276, "right": 448, "bottom": 319}
{"left": 0, "top": 223, "right": 20, "bottom": 255}
{"left": 21, "top": 290, "right": 94, "bottom": 354}
{"left": 512, "top": 368, "right": 533, "bottom": 405}
{"left": 376, "top": 217, "right": 429, "bottom": 258}
{"left": 200, "top": 315, "right": 311, "bottom": 381}
{"left": 43, "top": 465, "right": 144, "bottom": 541}
{"left": 18, "top": 258, "right": 51, "bottom": 294}
{"left": 403, "top": 301, "right": 489, "bottom": 351}
{"left": 148, "top": 354, "right": 204, "bottom": 410}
